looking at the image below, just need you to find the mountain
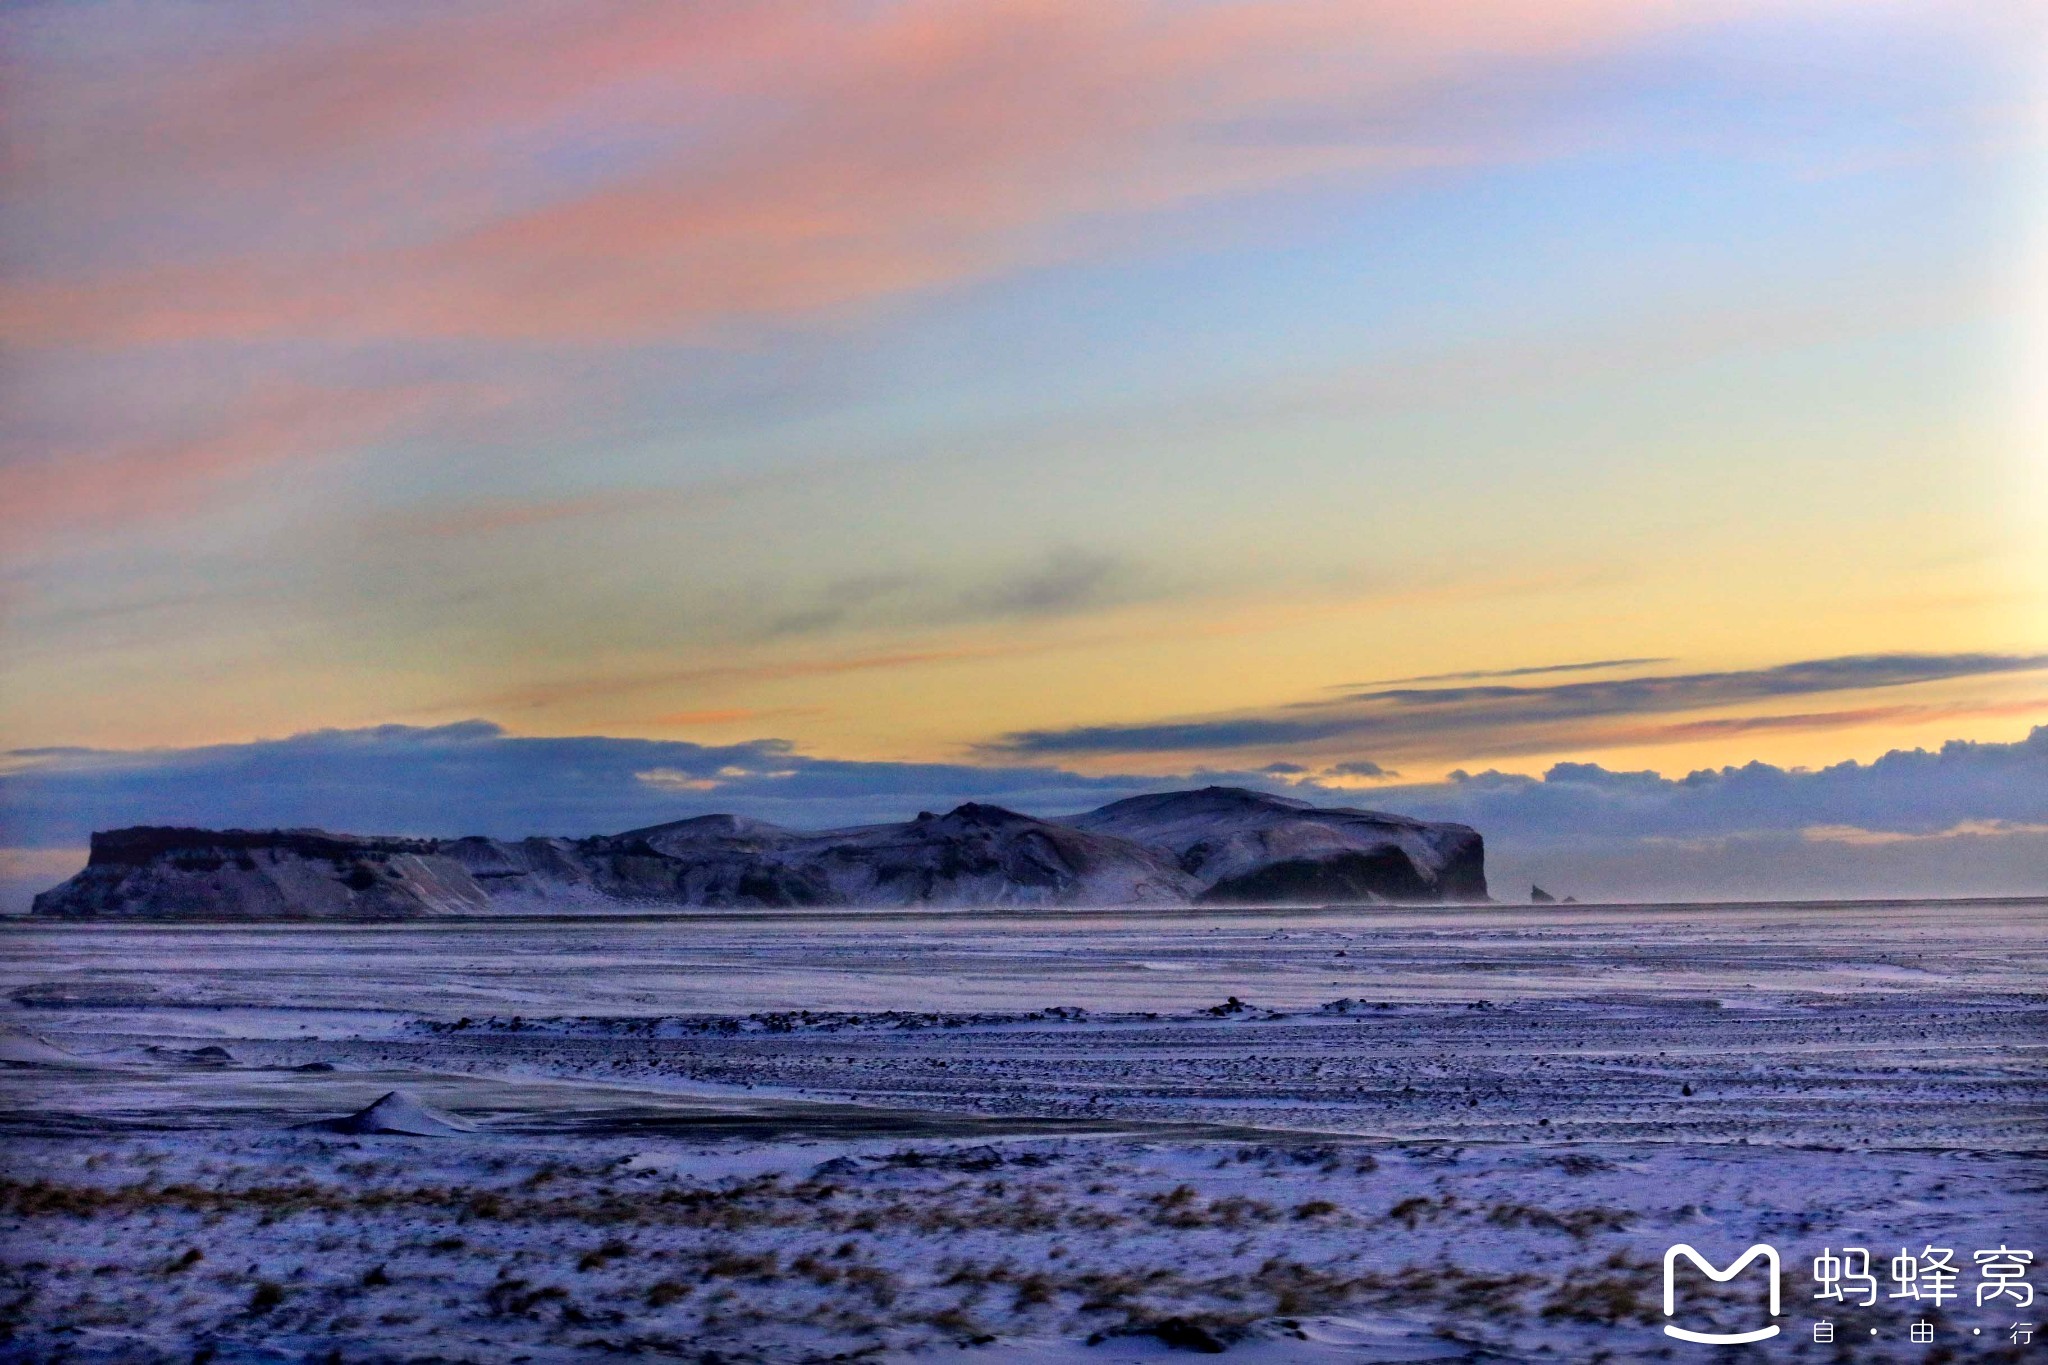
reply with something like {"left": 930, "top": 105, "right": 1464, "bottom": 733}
{"left": 1063, "top": 786, "right": 1487, "bottom": 904}
{"left": 30, "top": 788, "right": 1484, "bottom": 918}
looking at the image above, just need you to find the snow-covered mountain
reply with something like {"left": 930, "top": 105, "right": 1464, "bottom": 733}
{"left": 439, "top": 802, "right": 1200, "bottom": 910}
{"left": 31, "top": 787, "right": 1484, "bottom": 917}
{"left": 1063, "top": 786, "right": 1487, "bottom": 904}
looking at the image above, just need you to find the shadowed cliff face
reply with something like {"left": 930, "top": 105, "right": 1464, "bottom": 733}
{"left": 31, "top": 788, "right": 1485, "bottom": 917}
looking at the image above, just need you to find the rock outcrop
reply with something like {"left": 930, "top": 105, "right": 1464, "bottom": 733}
{"left": 32, "top": 787, "right": 1484, "bottom": 917}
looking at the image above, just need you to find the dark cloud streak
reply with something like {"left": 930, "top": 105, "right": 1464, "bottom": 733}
{"left": 1353, "top": 657, "right": 1672, "bottom": 686}
{"left": 989, "top": 652, "right": 2048, "bottom": 756}
{"left": 959, "top": 550, "right": 1119, "bottom": 619}
{"left": 748, "top": 551, "right": 1127, "bottom": 643}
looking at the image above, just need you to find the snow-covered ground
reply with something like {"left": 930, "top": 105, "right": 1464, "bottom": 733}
{"left": 1, "top": 900, "right": 2042, "bottom": 1361}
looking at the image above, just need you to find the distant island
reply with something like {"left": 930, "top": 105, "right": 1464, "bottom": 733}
{"left": 31, "top": 786, "right": 1485, "bottom": 918}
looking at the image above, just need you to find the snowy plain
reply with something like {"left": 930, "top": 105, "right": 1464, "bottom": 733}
{"left": 0, "top": 899, "right": 2042, "bottom": 1362}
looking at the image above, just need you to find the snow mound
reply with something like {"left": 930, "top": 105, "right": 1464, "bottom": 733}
{"left": 318, "top": 1089, "right": 474, "bottom": 1136}
{"left": 0, "top": 1026, "right": 92, "bottom": 1068}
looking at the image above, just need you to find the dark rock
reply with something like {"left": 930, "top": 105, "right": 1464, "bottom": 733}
{"left": 1098, "top": 1317, "right": 1230, "bottom": 1353}
{"left": 1150, "top": 1318, "right": 1229, "bottom": 1352}
{"left": 1530, "top": 884, "right": 1556, "bottom": 903}
{"left": 1199, "top": 847, "right": 1427, "bottom": 904}
{"left": 144, "top": 1044, "right": 237, "bottom": 1066}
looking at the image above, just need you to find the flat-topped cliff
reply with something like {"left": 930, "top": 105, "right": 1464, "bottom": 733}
{"left": 32, "top": 787, "right": 1485, "bottom": 918}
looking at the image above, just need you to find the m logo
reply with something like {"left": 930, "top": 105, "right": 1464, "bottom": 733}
{"left": 1662, "top": 1243, "right": 1782, "bottom": 1344}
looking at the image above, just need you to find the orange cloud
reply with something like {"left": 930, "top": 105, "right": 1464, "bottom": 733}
{"left": 1802, "top": 818, "right": 2048, "bottom": 846}
{"left": 2, "top": 0, "right": 1721, "bottom": 347}
{"left": 649, "top": 709, "right": 771, "bottom": 727}
{"left": 377, "top": 462, "right": 788, "bottom": 540}
{"left": 469, "top": 642, "right": 1040, "bottom": 714}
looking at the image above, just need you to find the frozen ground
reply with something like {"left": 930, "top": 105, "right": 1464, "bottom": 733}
{"left": 0, "top": 900, "right": 2043, "bottom": 1362}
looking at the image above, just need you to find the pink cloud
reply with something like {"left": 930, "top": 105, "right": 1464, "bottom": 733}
{"left": 0, "top": 380, "right": 491, "bottom": 554}
{"left": 2, "top": 0, "right": 1727, "bottom": 347}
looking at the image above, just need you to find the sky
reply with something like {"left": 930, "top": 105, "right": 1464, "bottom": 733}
{"left": 4, "top": 0, "right": 2047, "bottom": 903}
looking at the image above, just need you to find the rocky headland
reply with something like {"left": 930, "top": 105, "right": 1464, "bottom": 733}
{"left": 31, "top": 786, "right": 1485, "bottom": 918}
